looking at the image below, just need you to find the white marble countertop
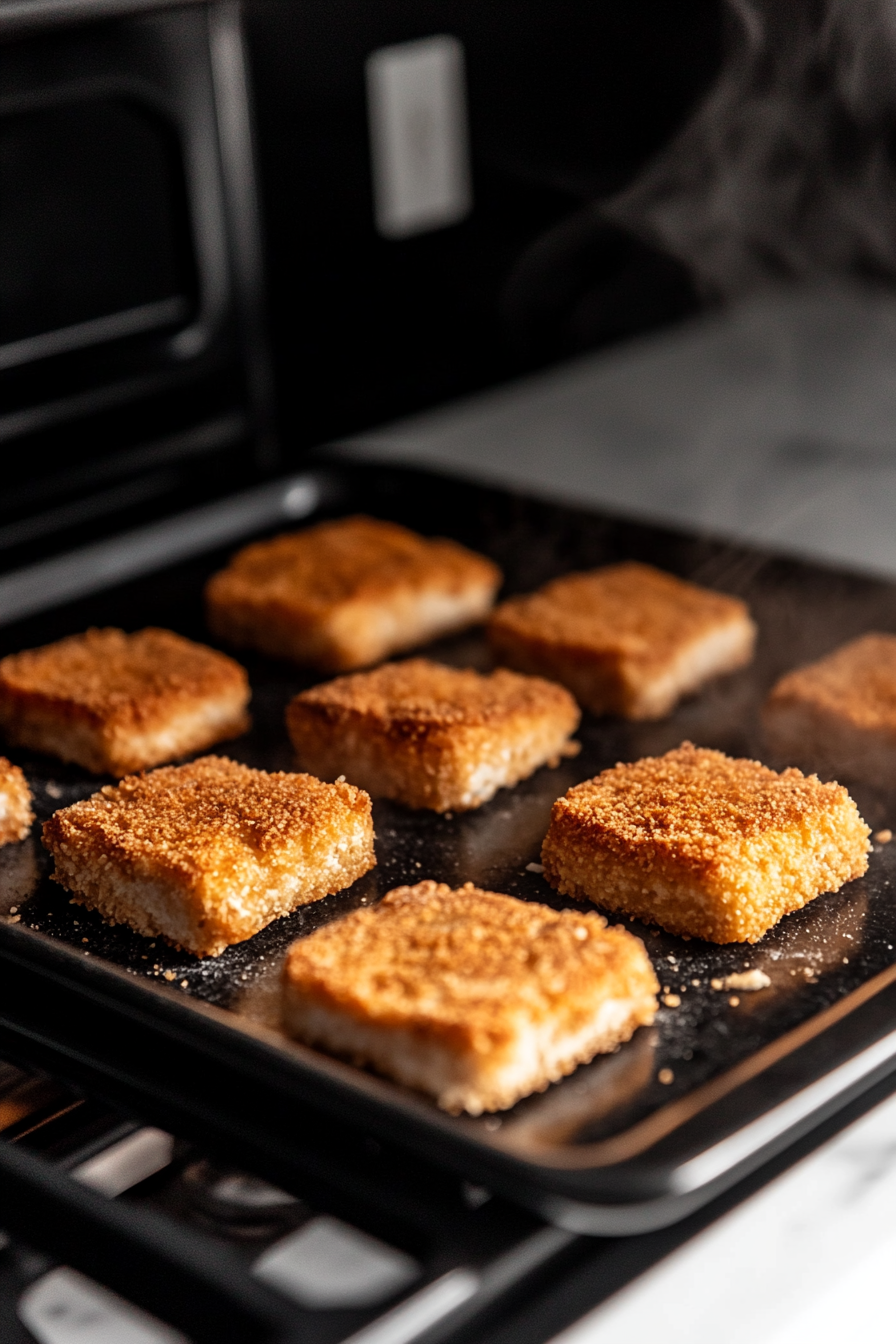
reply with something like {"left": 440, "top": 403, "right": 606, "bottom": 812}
{"left": 338, "top": 280, "right": 896, "bottom": 1343}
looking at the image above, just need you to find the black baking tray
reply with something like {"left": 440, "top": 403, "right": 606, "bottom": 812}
{"left": 2, "top": 459, "right": 896, "bottom": 1235}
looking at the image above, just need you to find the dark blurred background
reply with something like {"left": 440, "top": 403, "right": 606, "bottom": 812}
{"left": 243, "top": 0, "right": 723, "bottom": 454}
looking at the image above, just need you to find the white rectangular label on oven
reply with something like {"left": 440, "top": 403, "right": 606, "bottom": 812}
{"left": 366, "top": 35, "right": 472, "bottom": 239}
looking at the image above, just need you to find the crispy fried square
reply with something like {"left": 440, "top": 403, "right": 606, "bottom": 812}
{"left": 282, "top": 880, "right": 658, "bottom": 1114}
{"left": 488, "top": 561, "right": 756, "bottom": 720}
{"left": 764, "top": 633, "right": 896, "bottom": 787}
{"left": 0, "top": 757, "right": 32, "bottom": 846}
{"left": 286, "top": 658, "right": 580, "bottom": 813}
{"left": 42, "top": 755, "right": 375, "bottom": 957}
{"left": 0, "top": 628, "right": 250, "bottom": 777}
{"left": 541, "top": 742, "right": 870, "bottom": 944}
{"left": 205, "top": 515, "right": 502, "bottom": 672}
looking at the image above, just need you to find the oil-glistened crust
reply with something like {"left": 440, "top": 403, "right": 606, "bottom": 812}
{"left": 0, "top": 756, "right": 33, "bottom": 846}
{"left": 0, "top": 627, "right": 251, "bottom": 777}
{"left": 764, "top": 632, "right": 896, "bottom": 787}
{"left": 282, "top": 879, "right": 658, "bottom": 1114}
{"left": 488, "top": 561, "right": 756, "bottom": 719}
{"left": 206, "top": 515, "right": 502, "bottom": 672}
{"left": 42, "top": 755, "right": 375, "bottom": 957}
{"left": 542, "top": 743, "right": 870, "bottom": 944}
{"left": 286, "top": 658, "right": 581, "bottom": 811}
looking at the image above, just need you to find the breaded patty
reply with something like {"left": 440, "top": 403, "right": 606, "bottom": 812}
{"left": 0, "top": 757, "right": 32, "bottom": 846}
{"left": 488, "top": 561, "right": 756, "bottom": 720}
{"left": 764, "top": 633, "right": 896, "bottom": 787}
{"left": 542, "top": 742, "right": 870, "bottom": 943}
{"left": 0, "top": 627, "right": 250, "bottom": 777}
{"left": 205, "top": 515, "right": 502, "bottom": 672}
{"left": 286, "top": 658, "right": 580, "bottom": 812}
{"left": 42, "top": 755, "right": 375, "bottom": 957}
{"left": 282, "top": 879, "right": 658, "bottom": 1115}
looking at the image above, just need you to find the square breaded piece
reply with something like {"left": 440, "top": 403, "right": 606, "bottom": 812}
{"left": 286, "top": 659, "right": 580, "bottom": 813}
{"left": 0, "top": 628, "right": 251, "bottom": 778}
{"left": 488, "top": 561, "right": 756, "bottom": 720}
{"left": 42, "top": 755, "right": 375, "bottom": 957}
{"left": 0, "top": 757, "right": 32, "bottom": 846}
{"left": 764, "top": 633, "right": 896, "bottom": 787}
{"left": 282, "top": 880, "right": 658, "bottom": 1115}
{"left": 542, "top": 743, "right": 870, "bottom": 944}
{"left": 205, "top": 515, "right": 502, "bottom": 672}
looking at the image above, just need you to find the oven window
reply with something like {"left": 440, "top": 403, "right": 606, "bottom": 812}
{"left": 0, "top": 96, "right": 197, "bottom": 365}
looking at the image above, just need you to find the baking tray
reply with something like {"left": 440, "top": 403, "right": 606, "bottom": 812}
{"left": 1, "top": 460, "right": 896, "bottom": 1235}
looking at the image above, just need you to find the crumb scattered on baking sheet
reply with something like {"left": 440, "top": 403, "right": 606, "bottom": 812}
{"left": 712, "top": 969, "right": 771, "bottom": 992}
{"left": 729, "top": 995, "right": 740, "bottom": 1006}
{"left": 874, "top": 829, "right": 892, "bottom": 843}
{"left": 658, "top": 1068, "right": 674, "bottom": 1084}
{"left": 180, "top": 980, "right": 188, "bottom": 989}
{"left": 662, "top": 993, "right": 681, "bottom": 1007}
{"left": 164, "top": 970, "right": 175, "bottom": 981}
{"left": 526, "top": 862, "right": 544, "bottom": 874}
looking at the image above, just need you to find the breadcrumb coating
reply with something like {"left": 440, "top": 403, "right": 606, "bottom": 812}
{"left": 0, "top": 627, "right": 250, "bottom": 776}
{"left": 287, "top": 658, "right": 580, "bottom": 811}
{"left": 43, "top": 755, "right": 375, "bottom": 956}
{"left": 205, "top": 515, "right": 502, "bottom": 671}
{"left": 0, "top": 756, "right": 32, "bottom": 846}
{"left": 542, "top": 742, "right": 870, "bottom": 943}
{"left": 282, "top": 879, "right": 658, "bottom": 1114}
{"left": 764, "top": 633, "right": 896, "bottom": 785}
{"left": 489, "top": 561, "right": 756, "bottom": 719}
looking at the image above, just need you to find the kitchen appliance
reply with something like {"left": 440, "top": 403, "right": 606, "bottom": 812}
{"left": 0, "top": 0, "right": 275, "bottom": 589}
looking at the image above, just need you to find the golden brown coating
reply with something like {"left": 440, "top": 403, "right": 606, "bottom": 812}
{"left": 286, "top": 658, "right": 580, "bottom": 812}
{"left": 282, "top": 880, "right": 658, "bottom": 1114}
{"left": 205, "top": 515, "right": 502, "bottom": 672}
{"left": 764, "top": 633, "right": 896, "bottom": 787}
{"left": 542, "top": 742, "right": 870, "bottom": 943}
{"left": 488, "top": 561, "right": 756, "bottom": 720}
{"left": 42, "top": 755, "right": 375, "bottom": 957}
{"left": 0, "top": 757, "right": 33, "bottom": 846}
{"left": 0, "top": 628, "right": 250, "bottom": 777}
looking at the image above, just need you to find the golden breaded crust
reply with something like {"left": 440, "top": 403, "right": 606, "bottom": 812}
{"left": 205, "top": 516, "right": 502, "bottom": 671}
{"left": 0, "top": 756, "right": 33, "bottom": 846}
{"left": 764, "top": 633, "right": 896, "bottom": 785}
{"left": 286, "top": 658, "right": 580, "bottom": 811}
{"left": 282, "top": 880, "right": 658, "bottom": 1114}
{"left": 43, "top": 755, "right": 375, "bottom": 956}
{"left": 0, "top": 628, "right": 250, "bottom": 776}
{"left": 489, "top": 561, "right": 756, "bottom": 719}
{"left": 542, "top": 742, "right": 870, "bottom": 943}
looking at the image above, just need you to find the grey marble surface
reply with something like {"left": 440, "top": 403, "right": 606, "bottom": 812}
{"left": 339, "top": 281, "right": 896, "bottom": 580}
{"left": 553, "top": 1088, "right": 896, "bottom": 1344}
{"left": 337, "top": 281, "right": 896, "bottom": 1342}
